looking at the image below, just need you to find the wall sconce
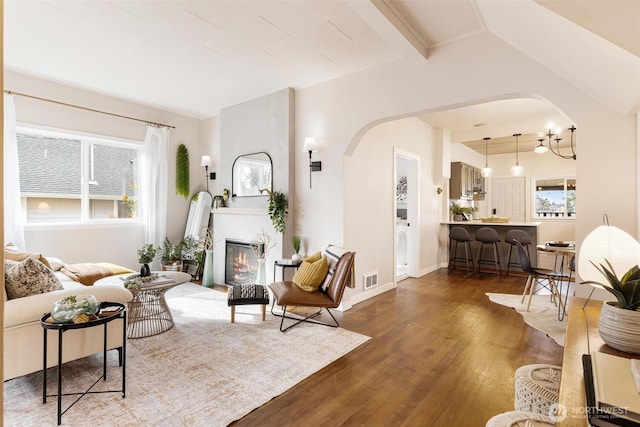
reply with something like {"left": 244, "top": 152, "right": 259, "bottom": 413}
{"left": 303, "top": 137, "right": 322, "bottom": 189}
{"left": 201, "top": 155, "right": 216, "bottom": 192}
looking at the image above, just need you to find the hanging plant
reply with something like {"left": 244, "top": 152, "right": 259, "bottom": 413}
{"left": 176, "top": 144, "right": 190, "bottom": 199}
{"left": 262, "top": 189, "right": 288, "bottom": 234}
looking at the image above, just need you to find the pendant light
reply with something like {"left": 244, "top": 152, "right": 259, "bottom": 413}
{"left": 510, "top": 133, "right": 524, "bottom": 176}
{"left": 481, "top": 137, "right": 492, "bottom": 178}
{"left": 534, "top": 138, "right": 548, "bottom": 154}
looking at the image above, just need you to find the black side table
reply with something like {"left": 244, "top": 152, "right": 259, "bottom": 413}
{"left": 273, "top": 259, "right": 302, "bottom": 282}
{"left": 40, "top": 301, "right": 127, "bottom": 425}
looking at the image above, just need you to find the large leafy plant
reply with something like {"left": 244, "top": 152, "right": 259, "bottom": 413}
{"left": 176, "top": 144, "right": 190, "bottom": 199}
{"left": 582, "top": 259, "right": 640, "bottom": 310}
{"left": 262, "top": 189, "right": 288, "bottom": 234}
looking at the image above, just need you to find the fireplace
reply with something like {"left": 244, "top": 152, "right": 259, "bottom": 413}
{"left": 225, "top": 239, "right": 264, "bottom": 286}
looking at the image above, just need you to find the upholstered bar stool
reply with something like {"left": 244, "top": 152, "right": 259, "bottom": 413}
{"left": 475, "top": 227, "right": 502, "bottom": 276}
{"left": 504, "top": 230, "right": 533, "bottom": 276}
{"left": 448, "top": 227, "right": 474, "bottom": 275}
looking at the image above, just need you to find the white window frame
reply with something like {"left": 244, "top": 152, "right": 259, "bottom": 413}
{"left": 532, "top": 175, "right": 576, "bottom": 220}
{"left": 16, "top": 123, "right": 144, "bottom": 226}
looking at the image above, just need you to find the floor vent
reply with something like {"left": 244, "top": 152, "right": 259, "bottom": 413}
{"left": 363, "top": 272, "right": 378, "bottom": 290}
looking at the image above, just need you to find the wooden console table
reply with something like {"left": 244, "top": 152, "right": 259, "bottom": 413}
{"left": 557, "top": 297, "right": 633, "bottom": 426}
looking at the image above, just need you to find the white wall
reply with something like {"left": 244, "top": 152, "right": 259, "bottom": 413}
{"left": 6, "top": 71, "right": 204, "bottom": 268}
{"left": 294, "top": 31, "right": 636, "bottom": 308}
{"left": 344, "top": 117, "right": 441, "bottom": 304}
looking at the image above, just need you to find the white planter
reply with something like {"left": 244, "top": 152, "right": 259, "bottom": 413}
{"left": 292, "top": 253, "right": 302, "bottom": 262}
{"left": 598, "top": 301, "right": 640, "bottom": 354}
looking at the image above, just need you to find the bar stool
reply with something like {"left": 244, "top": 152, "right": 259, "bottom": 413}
{"left": 448, "top": 227, "right": 474, "bottom": 275}
{"left": 475, "top": 227, "right": 502, "bottom": 276}
{"left": 504, "top": 230, "right": 532, "bottom": 275}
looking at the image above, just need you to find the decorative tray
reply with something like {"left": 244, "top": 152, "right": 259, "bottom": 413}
{"left": 546, "top": 241, "right": 572, "bottom": 248}
{"left": 480, "top": 217, "right": 509, "bottom": 223}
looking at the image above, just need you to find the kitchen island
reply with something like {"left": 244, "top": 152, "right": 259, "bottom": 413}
{"left": 442, "top": 220, "right": 542, "bottom": 273}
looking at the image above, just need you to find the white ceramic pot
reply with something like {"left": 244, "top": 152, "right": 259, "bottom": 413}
{"left": 598, "top": 301, "right": 640, "bottom": 354}
{"left": 292, "top": 253, "right": 302, "bottom": 262}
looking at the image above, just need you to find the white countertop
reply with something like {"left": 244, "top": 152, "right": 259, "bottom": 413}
{"left": 443, "top": 220, "right": 542, "bottom": 227}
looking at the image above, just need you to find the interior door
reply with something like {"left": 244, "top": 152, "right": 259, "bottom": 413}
{"left": 394, "top": 149, "right": 420, "bottom": 282}
{"left": 492, "top": 177, "right": 526, "bottom": 222}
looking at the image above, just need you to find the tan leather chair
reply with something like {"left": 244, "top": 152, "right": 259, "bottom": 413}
{"left": 269, "top": 251, "right": 355, "bottom": 332}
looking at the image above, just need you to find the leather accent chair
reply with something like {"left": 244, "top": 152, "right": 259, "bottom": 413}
{"left": 269, "top": 251, "right": 355, "bottom": 332}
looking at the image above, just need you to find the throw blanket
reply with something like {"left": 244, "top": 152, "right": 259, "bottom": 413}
{"left": 60, "top": 262, "right": 133, "bottom": 286}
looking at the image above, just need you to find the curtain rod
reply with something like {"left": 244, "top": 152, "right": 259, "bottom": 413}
{"left": 4, "top": 90, "right": 176, "bottom": 129}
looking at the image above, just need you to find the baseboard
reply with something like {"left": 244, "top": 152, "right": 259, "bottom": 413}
{"left": 344, "top": 281, "right": 396, "bottom": 309}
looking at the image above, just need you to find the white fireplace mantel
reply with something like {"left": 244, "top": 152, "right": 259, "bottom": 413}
{"left": 212, "top": 207, "right": 268, "bottom": 216}
{"left": 212, "top": 207, "right": 281, "bottom": 285}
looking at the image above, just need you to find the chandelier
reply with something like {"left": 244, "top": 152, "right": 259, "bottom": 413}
{"left": 536, "top": 125, "right": 577, "bottom": 160}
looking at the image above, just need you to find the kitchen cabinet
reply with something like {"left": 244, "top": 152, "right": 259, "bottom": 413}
{"left": 450, "top": 161, "right": 485, "bottom": 200}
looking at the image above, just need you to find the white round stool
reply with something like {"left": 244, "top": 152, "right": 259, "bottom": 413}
{"left": 514, "top": 364, "right": 562, "bottom": 415}
{"left": 486, "top": 411, "right": 555, "bottom": 427}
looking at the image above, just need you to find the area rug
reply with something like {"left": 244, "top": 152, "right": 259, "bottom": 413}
{"left": 4, "top": 283, "right": 370, "bottom": 426}
{"left": 486, "top": 292, "right": 567, "bottom": 346}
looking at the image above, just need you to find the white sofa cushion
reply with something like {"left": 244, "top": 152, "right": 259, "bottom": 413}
{"left": 4, "top": 284, "right": 133, "bottom": 329}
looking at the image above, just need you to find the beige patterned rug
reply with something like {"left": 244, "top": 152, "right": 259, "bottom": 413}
{"left": 486, "top": 292, "right": 567, "bottom": 346}
{"left": 4, "top": 283, "right": 370, "bottom": 426}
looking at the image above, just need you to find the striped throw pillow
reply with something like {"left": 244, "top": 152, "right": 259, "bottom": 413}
{"left": 320, "top": 245, "right": 350, "bottom": 291}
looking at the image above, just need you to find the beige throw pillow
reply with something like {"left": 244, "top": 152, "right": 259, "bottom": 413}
{"left": 5, "top": 257, "right": 63, "bottom": 299}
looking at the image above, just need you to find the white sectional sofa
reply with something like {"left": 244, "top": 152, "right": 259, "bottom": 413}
{"left": 4, "top": 259, "right": 133, "bottom": 381}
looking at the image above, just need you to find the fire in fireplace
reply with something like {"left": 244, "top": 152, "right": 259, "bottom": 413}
{"left": 225, "top": 239, "right": 264, "bottom": 286}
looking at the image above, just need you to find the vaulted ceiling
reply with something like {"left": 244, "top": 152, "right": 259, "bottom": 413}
{"left": 5, "top": 1, "right": 640, "bottom": 154}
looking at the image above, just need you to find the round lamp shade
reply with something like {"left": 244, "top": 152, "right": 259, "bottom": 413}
{"left": 578, "top": 225, "right": 640, "bottom": 284}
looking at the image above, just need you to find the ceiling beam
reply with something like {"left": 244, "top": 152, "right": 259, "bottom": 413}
{"left": 347, "top": 0, "right": 429, "bottom": 62}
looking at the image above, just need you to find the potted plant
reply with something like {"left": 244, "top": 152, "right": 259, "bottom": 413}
{"left": 582, "top": 259, "right": 640, "bottom": 354}
{"left": 292, "top": 235, "right": 302, "bottom": 262}
{"left": 137, "top": 243, "right": 157, "bottom": 277}
{"left": 158, "top": 237, "right": 184, "bottom": 271}
{"left": 262, "top": 189, "right": 288, "bottom": 234}
{"left": 449, "top": 202, "right": 469, "bottom": 221}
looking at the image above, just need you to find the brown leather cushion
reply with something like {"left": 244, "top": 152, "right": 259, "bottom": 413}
{"left": 269, "top": 281, "right": 335, "bottom": 308}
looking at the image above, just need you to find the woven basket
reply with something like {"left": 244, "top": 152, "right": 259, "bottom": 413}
{"left": 514, "top": 364, "right": 561, "bottom": 415}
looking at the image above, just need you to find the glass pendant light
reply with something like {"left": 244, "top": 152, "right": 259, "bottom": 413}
{"left": 510, "top": 133, "right": 524, "bottom": 176}
{"left": 534, "top": 138, "right": 548, "bottom": 154}
{"left": 481, "top": 137, "right": 492, "bottom": 178}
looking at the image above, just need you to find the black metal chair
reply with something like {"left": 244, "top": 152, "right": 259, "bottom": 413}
{"left": 515, "top": 240, "right": 569, "bottom": 315}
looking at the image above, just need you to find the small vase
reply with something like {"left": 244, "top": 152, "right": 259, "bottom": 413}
{"left": 292, "top": 253, "right": 302, "bottom": 262}
{"left": 140, "top": 263, "right": 151, "bottom": 277}
{"left": 598, "top": 301, "right": 640, "bottom": 354}
{"left": 256, "top": 258, "right": 267, "bottom": 287}
{"left": 202, "top": 249, "right": 214, "bottom": 288}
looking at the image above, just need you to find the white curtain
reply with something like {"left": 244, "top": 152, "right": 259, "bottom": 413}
{"left": 141, "top": 125, "right": 169, "bottom": 263}
{"left": 4, "top": 94, "right": 26, "bottom": 249}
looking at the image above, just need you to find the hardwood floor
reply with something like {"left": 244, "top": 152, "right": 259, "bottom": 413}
{"left": 232, "top": 268, "right": 563, "bottom": 427}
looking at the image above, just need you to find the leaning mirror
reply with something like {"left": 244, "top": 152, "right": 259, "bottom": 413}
{"left": 184, "top": 191, "right": 213, "bottom": 239}
{"left": 232, "top": 152, "right": 272, "bottom": 197}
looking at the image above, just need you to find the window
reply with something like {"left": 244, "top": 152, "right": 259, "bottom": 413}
{"left": 533, "top": 177, "right": 576, "bottom": 219}
{"left": 17, "top": 126, "right": 141, "bottom": 224}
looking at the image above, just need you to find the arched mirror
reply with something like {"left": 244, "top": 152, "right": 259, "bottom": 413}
{"left": 232, "top": 152, "right": 272, "bottom": 197}
{"left": 184, "top": 191, "right": 213, "bottom": 239}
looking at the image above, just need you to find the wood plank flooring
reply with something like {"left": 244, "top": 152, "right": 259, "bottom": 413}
{"left": 232, "top": 268, "right": 563, "bottom": 427}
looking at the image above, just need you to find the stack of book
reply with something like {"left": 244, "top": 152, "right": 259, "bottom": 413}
{"left": 583, "top": 352, "right": 640, "bottom": 426}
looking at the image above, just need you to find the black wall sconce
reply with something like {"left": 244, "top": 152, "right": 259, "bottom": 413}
{"left": 304, "top": 137, "right": 321, "bottom": 189}
{"left": 201, "top": 155, "right": 216, "bottom": 192}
